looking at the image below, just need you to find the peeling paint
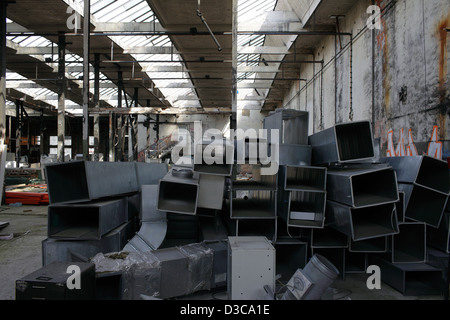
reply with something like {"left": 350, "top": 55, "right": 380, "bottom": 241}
{"left": 437, "top": 13, "right": 450, "bottom": 140}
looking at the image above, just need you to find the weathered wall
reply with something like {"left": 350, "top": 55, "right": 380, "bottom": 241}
{"left": 282, "top": 0, "right": 450, "bottom": 160}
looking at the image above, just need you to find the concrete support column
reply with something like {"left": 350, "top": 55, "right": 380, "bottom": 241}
{"left": 39, "top": 111, "right": 44, "bottom": 157}
{"left": 57, "top": 33, "right": 66, "bottom": 163}
{"left": 15, "top": 100, "right": 20, "bottom": 166}
{"left": 231, "top": 0, "right": 237, "bottom": 131}
{"left": 0, "top": 1, "right": 9, "bottom": 149}
{"left": 116, "top": 71, "right": 123, "bottom": 161}
{"left": 93, "top": 53, "right": 100, "bottom": 161}
{"left": 108, "top": 112, "right": 114, "bottom": 162}
{"left": 82, "top": 0, "right": 90, "bottom": 160}
{"left": 132, "top": 87, "right": 139, "bottom": 161}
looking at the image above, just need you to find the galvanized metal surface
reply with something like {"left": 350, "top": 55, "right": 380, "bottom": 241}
{"left": 310, "top": 248, "right": 345, "bottom": 281}
{"left": 389, "top": 223, "right": 427, "bottom": 263}
{"left": 349, "top": 237, "right": 388, "bottom": 253}
{"left": 124, "top": 221, "right": 168, "bottom": 252}
{"left": 281, "top": 165, "right": 327, "bottom": 192}
{"left": 42, "top": 219, "right": 136, "bottom": 265}
{"left": 427, "top": 211, "right": 450, "bottom": 254}
{"left": 278, "top": 144, "right": 312, "bottom": 167}
{"left": 48, "top": 198, "right": 128, "bottom": 240}
{"left": 326, "top": 167, "right": 399, "bottom": 208}
{"left": 396, "top": 191, "right": 405, "bottom": 224}
{"left": 157, "top": 171, "right": 200, "bottom": 215}
{"left": 194, "top": 139, "right": 234, "bottom": 176}
{"left": 309, "top": 121, "right": 375, "bottom": 165}
{"left": 231, "top": 169, "right": 277, "bottom": 190}
{"left": 286, "top": 191, "right": 326, "bottom": 229}
{"left": 369, "top": 256, "right": 443, "bottom": 296}
{"left": 16, "top": 262, "right": 96, "bottom": 300}
{"left": 141, "top": 185, "right": 167, "bottom": 222}
{"left": 45, "top": 161, "right": 139, "bottom": 204}
{"left": 345, "top": 252, "right": 367, "bottom": 274}
{"left": 202, "top": 240, "right": 228, "bottom": 289}
{"left": 198, "top": 215, "right": 229, "bottom": 241}
{"left": 311, "top": 227, "right": 349, "bottom": 249}
{"left": 274, "top": 239, "right": 308, "bottom": 282}
{"left": 381, "top": 156, "right": 450, "bottom": 195}
{"left": 127, "top": 193, "right": 141, "bottom": 221}
{"left": 326, "top": 201, "right": 399, "bottom": 242}
{"left": 134, "top": 162, "right": 168, "bottom": 189}
{"left": 151, "top": 247, "right": 191, "bottom": 299}
{"left": 125, "top": 184, "right": 168, "bottom": 252}
{"left": 264, "top": 109, "right": 309, "bottom": 146}
{"left": 403, "top": 184, "right": 448, "bottom": 228}
{"left": 227, "top": 237, "right": 276, "bottom": 300}
{"left": 230, "top": 190, "right": 277, "bottom": 219}
{"left": 235, "top": 218, "right": 278, "bottom": 242}
{"left": 198, "top": 175, "right": 225, "bottom": 210}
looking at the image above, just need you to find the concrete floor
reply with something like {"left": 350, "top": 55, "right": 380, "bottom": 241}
{"left": 0, "top": 204, "right": 446, "bottom": 301}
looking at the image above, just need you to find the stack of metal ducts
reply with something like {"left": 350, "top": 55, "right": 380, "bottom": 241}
{"left": 42, "top": 161, "right": 168, "bottom": 265}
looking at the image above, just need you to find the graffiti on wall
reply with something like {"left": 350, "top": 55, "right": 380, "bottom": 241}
{"left": 386, "top": 126, "right": 443, "bottom": 160}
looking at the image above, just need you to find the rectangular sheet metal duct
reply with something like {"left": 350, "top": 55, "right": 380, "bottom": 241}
{"left": 400, "top": 184, "right": 448, "bottom": 228}
{"left": 345, "top": 252, "right": 367, "bottom": 274}
{"left": 194, "top": 139, "right": 234, "bottom": 176}
{"left": 230, "top": 190, "right": 277, "bottom": 219}
{"left": 135, "top": 162, "right": 168, "bottom": 190}
{"left": 388, "top": 223, "right": 427, "bottom": 263}
{"left": 282, "top": 166, "right": 327, "bottom": 192}
{"left": 274, "top": 239, "right": 308, "bottom": 283}
{"left": 326, "top": 201, "right": 399, "bottom": 242}
{"left": 309, "top": 121, "right": 375, "bottom": 165}
{"left": 198, "top": 175, "right": 226, "bottom": 210}
{"left": 264, "top": 109, "right": 309, "bottom": 146}
{"left": 311, "top": 227, "right": 349, "bottom": 249}
{"left": 42, "top": 219, "right": 136, "bottom": 265}
{"left": 48, "top": 199, "right": 128, "bottom": 241}
{"left": 45, "top": 161, "right": 139, "bottom": 204}
{"left": 427, "top": 211, "right": 450, "bottom": 254}
{"left": 286, "top": 191, "right": 326, "bottom": 229}
{"left": 369, "top": 256, "right": 443, "bottom": 296}
{"left": 349, "top": 236, "right": 388, "bottom": 253}
{"left": 235, "top": 219, "right": 278, "bottom": 242}
{"left": 326, "top": 167, "right": 399, "bottom": 208}
{"left": 381, "top": 156, "right": 450, "bottom": 194}
{"left": 157, "top": 171, "right": 200, "bottom": 216}
{"left": 278, "top": 144, "right": 312, "bottom": 167}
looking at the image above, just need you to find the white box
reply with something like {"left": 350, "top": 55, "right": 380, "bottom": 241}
{"left": 228, "top": 236, "right": 276, "bottom": 300}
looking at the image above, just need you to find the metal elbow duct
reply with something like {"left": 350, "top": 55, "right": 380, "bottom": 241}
{"left": 124, "top": 185, "right": 167, "bottom": 252}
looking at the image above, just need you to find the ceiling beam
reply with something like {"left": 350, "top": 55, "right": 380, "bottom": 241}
{"left": 85, "top": 107, "right": 232, "bottom": 115}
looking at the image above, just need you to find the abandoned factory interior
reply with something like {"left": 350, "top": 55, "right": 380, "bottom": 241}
{"left": 0, "top": 0, "right": 449, "bottom": 304}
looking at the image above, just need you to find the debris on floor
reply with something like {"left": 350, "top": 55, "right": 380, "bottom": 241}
{"left": 15, "top": 110, "right": 450, "bottom": 301}
{"left": 5, "top": 184, "right": 49, "bottom": 205}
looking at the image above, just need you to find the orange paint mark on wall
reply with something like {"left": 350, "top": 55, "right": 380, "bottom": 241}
{"left": 395, "top": 128, "right": 406, "bottom": 157}
{"left": 386, "top": 129, "right": 395, "bottom": 157}
{"left": 437, "top": 14, "right": 449, "bottom": 100}
{"left": 386, "top": 127, "right": 444, "bottom": 160}
{"left": 427, "top": 126, "right": 443, "bottom": 160}
{"left": 406, "top": 129, "right": 418, "bottom": 157}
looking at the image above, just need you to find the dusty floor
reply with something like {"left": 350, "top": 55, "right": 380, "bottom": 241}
{"left": 0, "top": 204, "right": 447, "bottom": 301}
